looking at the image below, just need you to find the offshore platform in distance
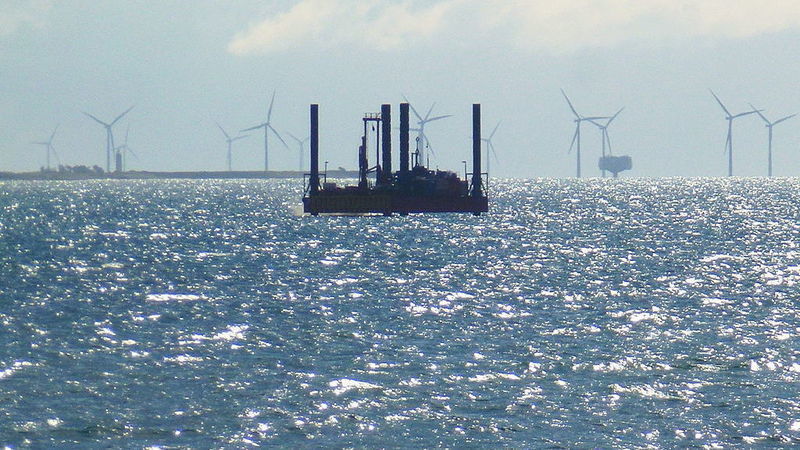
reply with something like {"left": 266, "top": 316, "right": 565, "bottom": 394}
{"left": 302, "top": 102, "right": 489, "bottom": 216}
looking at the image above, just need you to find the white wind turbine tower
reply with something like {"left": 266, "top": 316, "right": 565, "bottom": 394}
{"left": 403, "top": 95, "right": 451, "bottom": 166}
{"left": 749, "top": 103, "right": 796, "bottom": 177}
{"left": 588, "top": 107, "right": 624, "bottom": 177}
{"left": 217, "top": 123, "right": 249, "bottom": 172}
{"left": 84, "top": 106, "right": 134, "bottom": 172}
{"left": 710, "top": 90, "right": 759, "bottom": 177}
{"left": 482, "top": 121, "right": 500, "bottom": 176}
{"left": 32, "top": 125, "right": 61, "bottom": 171}
{"left": 562, "top": 89, "right": 607, "bottom": 178}
{"left": 286, "top": 132, "right": 310, "bottom": 172}
{"left": 241, "top": 90, "right": 287, "bottom": 171}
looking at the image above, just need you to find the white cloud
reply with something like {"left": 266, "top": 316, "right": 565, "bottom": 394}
{"left": 228, "top": 0, "right": 800, "bottom": 55}
{"left": 228, "top": 0, "right": 454, "bottom": 55}
{"left": 485, "top": 0, "right": 800, "bottom": 51}
{"left": 0, "top": 0, "right": 52, "bottom": 37}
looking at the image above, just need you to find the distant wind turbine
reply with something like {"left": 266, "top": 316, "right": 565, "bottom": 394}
{"left": 710, "top": 90, "right": 759, "bottom": 177}
{"left": 217, "top": 123, "right": 249, "bottom": 172}
{"left": 286, "top": 132, "right": 310, "bottom": 171}
{"left": 562, "top": 89, "right": 608, "bottom": 178}
{"left": 241, "top": 90, "right": 287, "bottom": 171}
{"left": 114, "top": 125, "right": 139, "bottom": 172}
{"left": 32, "top": 125, "right": 61, "bottom": 171}
{"left": 482, "top": 121, "right": 500, "bottom": 176}
{"left": 749, "top": 103, "right": 796, "bottom": 177}
{"left": 84, "top": 106, "right": 134, "bottom": 172}
{"left": 403, "top": 94, "right": 451, "bottom": 165}
{"left": 588, "top": 107, "right": 624, "bottom": 177}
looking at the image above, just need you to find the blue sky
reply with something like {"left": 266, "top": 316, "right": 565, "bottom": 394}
{"left": 3, "top": 0, "right": 800, "bottom": 177}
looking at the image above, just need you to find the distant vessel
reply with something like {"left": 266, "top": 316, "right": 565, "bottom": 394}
{"left": 598, "top": 155, "right": 632, "bottom": 178}
{"left": 302, "top": 103, "right": 489, "bottom": 216}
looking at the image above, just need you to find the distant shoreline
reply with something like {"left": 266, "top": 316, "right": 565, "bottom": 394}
{"left": 0, "top": 169, "right": 359, "bottom": 181}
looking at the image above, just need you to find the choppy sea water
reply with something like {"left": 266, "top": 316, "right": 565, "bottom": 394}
{"left": 2, "top": 178, "right": 800, "bottom": 447}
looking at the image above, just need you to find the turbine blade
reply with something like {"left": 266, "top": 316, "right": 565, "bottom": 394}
{"left": 231, "top": 135, "right": 248, "bottom": 142}
{"left": 489, "top": 121, "right": 501, "bottom": 139}
{"left": 605, "top": 130, "right": 613, "bottom": 154}
{"left": 424, "top": 102, "right": 436, "bottom": 120}
{"left": 724, "top": 129, "right": 731, "bottom": 155}
{"left": 586, "top": 118, "right": 604, "bottom": 128}
{"left": 127, "top": 146, "right": 140, "bottom": 160}
{"left": 49, "top": 124, "right": 59, "bottom": 143}
{"left": 489, "top": 142, "right": 499, "bottom": 163}
{"left": 403, "top": 94, "right": 424, "bottom": 122}
{"left": 710, "top": 90, "right": 731, "bottom": 116}
{"left": 241, "top": 123, "right": 266, "bottom": 132}
{"left": 268, "top": 125, "right": 288, "bottom": 148}
{"left": 84, "top": 112, "right": 108, "bottom": 126}
{"left": 748, "top": 103, "right": 770, "bottom": 124}
{"left": 561, "top": 89, "right": 580, "bottom": 118}
{"left": 773, "top": 113, "right": 797, "bottom": 126}
{"left": 426, "top": 137, "right": 437, "bottom": 157}
{"left": 111, "top": 105, "right": 134, "bottom": 126}
{"left": 568, "top": 126, "right": 579, "bottom": 154}
{"left": 581, "top": 116, "right": 609, "bottom": 121}
{"left": 267, "top": 90, "right": 276, "bottom": 122}
{"left": 732, "top": 110, "right": 759, "bottom": 119}
{"left": 424, "top": 114, "right": 452, "bottom": 123}
{"left": 286, "top": 131, "right": 301, "bottom": 143}
{"left": 216, "top": 122, "right": 231, "bottom": 139}
{"left": 607, "top": 107, "right": 624, "bottom": 126}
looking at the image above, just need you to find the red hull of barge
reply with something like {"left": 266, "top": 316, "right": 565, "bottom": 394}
{"left": 303, "top": 194, "right": 488, "bottom": 215}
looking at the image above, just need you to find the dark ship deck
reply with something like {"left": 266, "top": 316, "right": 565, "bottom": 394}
{"left": 302, "top": 103, "right": 488, "bottom": 216}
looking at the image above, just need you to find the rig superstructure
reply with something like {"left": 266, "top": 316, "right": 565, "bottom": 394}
{"left": 303, "top": 103, "right": 489, "bottom": 216}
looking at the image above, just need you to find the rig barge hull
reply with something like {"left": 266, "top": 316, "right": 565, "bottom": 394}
{"left": 304, "top": 194, "right": 488, "bottom": 215}
{"left": 302, "top": 103, "right": 489, "bottom": 216}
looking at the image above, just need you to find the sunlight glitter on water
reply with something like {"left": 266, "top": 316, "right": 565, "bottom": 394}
{"left": 2, "top": 178, "right": 800, "bottom": 446}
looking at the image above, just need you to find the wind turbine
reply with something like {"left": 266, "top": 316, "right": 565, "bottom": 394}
{"left": 217, "top": 123, "right": 249, "bottom": 172}
{"left": 84, "top": 106, "right": 134, "bottom": 172}
{"left": 562, "top": 89, "right": 607, "bottom": 178}
{"left": 588, "top": 107, "right": 624, "bottom": 177}
{"left": 286, "top": 132, "right": 310, "bottom": 171}
{"left": 403, "top": 95, "right": 451, "bottom": 166}
{"left": 749, "top": 103, "right": 796, "bottom": 177}
{"left": 32, "top": 125, "right": 61, "bottom": 171}
{"left": 114, "top": 125, "right": 140, "bottom": 172}
{"left": 482, "top": 121, "right": 500, "bottom": 176}
{"left": 241, "top": 90, "right": 287, "bottom": 172}
{"left": 710, "top": 90, "right": 759, "bottom": 177}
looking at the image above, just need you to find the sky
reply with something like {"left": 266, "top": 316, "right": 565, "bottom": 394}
{"left": 3, "top": 0, "right": 800, "bottom": 178}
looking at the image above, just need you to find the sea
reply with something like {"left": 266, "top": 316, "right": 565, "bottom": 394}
{"left": 1, "top": 177, "right": 800, "bottom": 448}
